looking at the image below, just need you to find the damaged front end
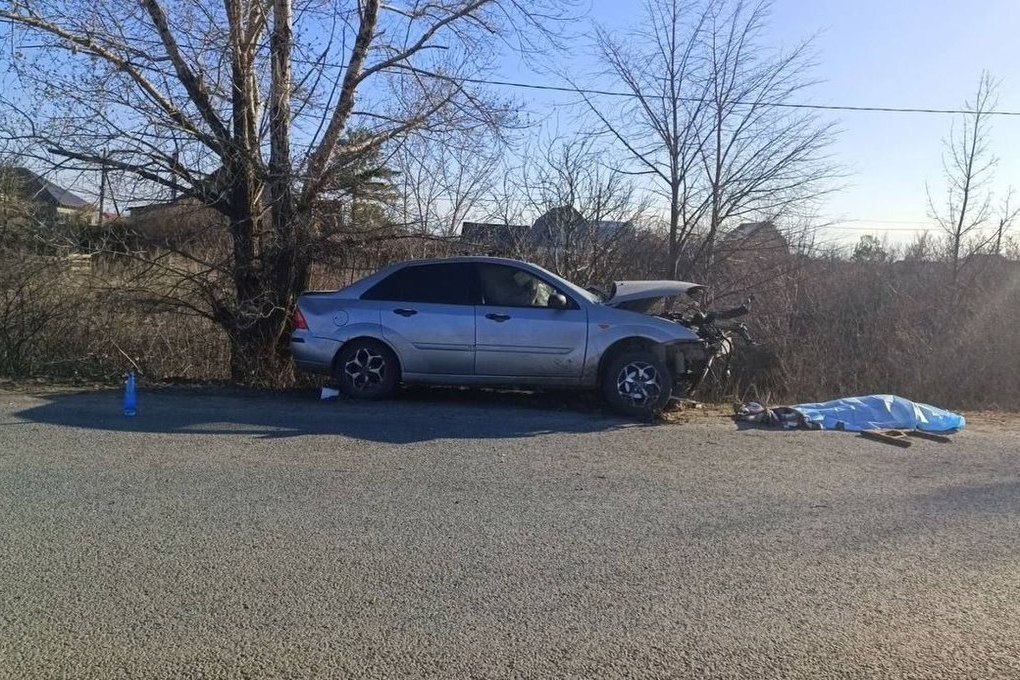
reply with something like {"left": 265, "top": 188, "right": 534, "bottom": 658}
{"left": 602, "top": 279, "right": 753, "bottom": 397}
{"left": 663, "top": 297, "right": 754, "bottom": 396}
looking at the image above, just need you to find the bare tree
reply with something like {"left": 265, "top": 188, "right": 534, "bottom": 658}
{"left": 581, "top": 0, "right": 710, "bottom": 280}
{"left": 927, "top": 72, "right": 999, "bottom": 282}
{"left": 0, "top": 0, "right": 569, "bottom": 385}
{"left": 581, "top": 0, "right": 836, "bottom": 280}
{"left": 994, "top": 188, "right": 1019, "bottom": 256}
{"left": 393, "top": 124, "right": 510, "bottom": 237}
{"left": 473, "top": 159, "right": 533, "bottom": 259}
{"left": 516, "top": 133, "right": 650, "bottom": 283}
{"left": 687, "top": 0, "right": 837, "bottom": 281}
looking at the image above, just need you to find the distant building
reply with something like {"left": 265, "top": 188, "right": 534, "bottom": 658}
{"left": 530, "top": 205, "right": 587, "bottom": 250}
{"left": 718, "top": 221, "right": 790, "bottom": 266}
{"left": 123, "top": 197, "right": 224, "bottom": 247}
{"left": 460, "top": 221, "right": 531, "bottom": 252}
{"left": 0, "top": 166, "right": 97, "bottom": 223}
{"left": 590, "top": 220, "right": 633, "bottom": 242}
{"left": 723, "top": 221, "right": 787, "bottom": 250}
{"left": 461, "top": 206, "right": 634, "bottom": 254}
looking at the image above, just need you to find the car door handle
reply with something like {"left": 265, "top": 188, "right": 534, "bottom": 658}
{"left": 393, "top": 308, "right": 418, "bottom": 317}
{"left": 485, "top": 313, "right": 511, "bottom": 322}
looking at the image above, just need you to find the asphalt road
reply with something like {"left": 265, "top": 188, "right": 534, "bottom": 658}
{"left": 1, "top": 387, "right": 1018, "bottom": 679}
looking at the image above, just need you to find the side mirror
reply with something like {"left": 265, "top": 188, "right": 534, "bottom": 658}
{"left": 548, "top": 293, "right": 569, "bottom": 309}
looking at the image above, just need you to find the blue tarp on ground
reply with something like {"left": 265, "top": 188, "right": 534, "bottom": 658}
{"left": 791, "top": 395, "right": 966, "bottom": 433}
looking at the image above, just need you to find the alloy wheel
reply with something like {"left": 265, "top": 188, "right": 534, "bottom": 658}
{"left": 343, "top": 346, "right": 386, "bottom": 391}
{"left": 616, "top": 360, "right": 662, "bottom": 405}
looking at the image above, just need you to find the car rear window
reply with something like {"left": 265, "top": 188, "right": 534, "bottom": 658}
{"left": 361, "top": 263, "right": 478, "bottom": 305}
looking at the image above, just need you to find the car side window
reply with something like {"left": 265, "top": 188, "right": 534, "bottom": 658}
{"left": 362, "top": 263, "right": 478, "bottom": 305}
{"left": 475, "top": 263, "right": 571, "bottom": 308}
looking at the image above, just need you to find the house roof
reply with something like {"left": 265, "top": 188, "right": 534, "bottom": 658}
{"left": 461, "top": 221, "right": 530, "bottom": 249}
{"left": 726, "top": 221, "right": 776, "bottom": 241}
{"left": 532, "top": 205, "right": 586, "bottom": 237}
{"left": 4, "top": 166, "right": 91, "bottom": 209}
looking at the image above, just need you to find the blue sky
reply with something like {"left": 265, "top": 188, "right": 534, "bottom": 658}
{"left": 5, "top": 0, "right": 1016, "bottom": 247}
{"left": 504, "top": 0, "right": 1020, "bottom": 246}
{"left": 765, "top": 0, "right": 1020, "bottom": 243}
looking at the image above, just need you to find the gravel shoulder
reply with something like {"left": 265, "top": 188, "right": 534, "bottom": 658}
{"left": 1, "top": 388, "right": 1018, "bottom": 679}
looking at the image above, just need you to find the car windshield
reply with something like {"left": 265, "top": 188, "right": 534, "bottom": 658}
{"left": 525, "top": 263, "right": 601, "bottom": 305}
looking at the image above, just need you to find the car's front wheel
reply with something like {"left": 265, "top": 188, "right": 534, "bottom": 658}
{"left": 335, "top": 339, "right": 400, "bottom": 400}
{"left": 601, "top": 349, "right": 674, "bottom": 418}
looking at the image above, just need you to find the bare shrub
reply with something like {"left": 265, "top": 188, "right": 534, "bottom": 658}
{"left": 0, "top": 256, "right": 90, "bottom": 377}
{"left": 0, "top": 250, "right": 230, "bottom": 382}
{"left": 757, "top": 253, "right": 1020, "bottom": 409}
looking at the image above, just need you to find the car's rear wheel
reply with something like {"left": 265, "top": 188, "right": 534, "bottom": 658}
{"left": 601, "top": 349, "right": 674, "bottom": 418}
{"left": 335, "top": 339, "right": 399, "bottom": 400}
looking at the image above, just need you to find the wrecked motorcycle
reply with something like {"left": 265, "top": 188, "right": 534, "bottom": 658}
{"left": 661, "top": 296, "right": 755, "bottom": 397}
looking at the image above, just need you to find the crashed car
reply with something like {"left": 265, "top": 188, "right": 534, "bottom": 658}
{"left": 290, "top": 256, "right": 750, "bottom": 417}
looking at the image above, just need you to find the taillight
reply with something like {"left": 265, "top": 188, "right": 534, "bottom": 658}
{"left": 292, "top": 307, "right": 309, "bottom": 331}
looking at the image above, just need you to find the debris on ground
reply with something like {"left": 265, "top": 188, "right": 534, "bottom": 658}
{"left": 735, "top": 402, "right": 820, "bottom": 429}
{"left": 735, "top": 394, "right": 966, "bottom": 435}
{"left": 654, "top": 398, "right": 717, "bottom": 424}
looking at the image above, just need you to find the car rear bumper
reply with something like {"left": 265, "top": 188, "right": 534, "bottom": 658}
{"left": 290, "top": 333, "right": 341, "bottom": 375}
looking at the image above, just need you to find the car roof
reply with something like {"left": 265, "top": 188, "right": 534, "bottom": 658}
{"left": 386, "top": 255, "right": 534, "bottom": 268}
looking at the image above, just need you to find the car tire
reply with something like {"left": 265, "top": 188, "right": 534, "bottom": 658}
{"left": 334, "top": 339, "right": 400, "bottom": 400}
{"left": 601, "top": 349, "right": 674, "bottom": 418}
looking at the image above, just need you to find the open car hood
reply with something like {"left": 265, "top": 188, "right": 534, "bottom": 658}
{"left": 604, "top": 280, "right": 705, "bottom": 308}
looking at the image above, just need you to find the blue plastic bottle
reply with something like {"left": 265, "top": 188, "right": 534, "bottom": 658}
{"left": 123, "top": 371, "right": 137, "bottom": 417}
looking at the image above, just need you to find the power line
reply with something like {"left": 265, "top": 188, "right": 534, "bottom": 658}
{"left": 837, "top": 218, "right": 931, "bottom": 225}
{"left": 822, "top": 224, "right": 933, "bottom": 232}
{"left": 284, "top": 54, "right": 1020, "bottom": 118}
{"left": 437, "top": 75, "right": 1020, "bottom": 117}
{"left": 8, "top": 32, "right": 1020, "bottom": 117}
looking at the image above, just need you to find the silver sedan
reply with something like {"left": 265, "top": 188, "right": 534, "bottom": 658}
{"left": 290, "top": 256, "right": 714, "bottom": 417}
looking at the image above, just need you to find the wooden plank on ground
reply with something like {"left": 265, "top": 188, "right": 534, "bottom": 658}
{"left": 860, "top": 429, "right": 913, "bottom": 448}
{"left": 907, "top": 430, "right": 953, "bottom": 443}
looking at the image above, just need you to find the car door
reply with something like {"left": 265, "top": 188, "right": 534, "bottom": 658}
{"left": 362, "top": 262, "right": 478, "bottom": 376}
{"left": 473, "top": 262, "right": 588, "bottom": 378}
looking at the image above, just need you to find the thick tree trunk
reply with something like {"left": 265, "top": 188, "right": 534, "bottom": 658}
{"left": 227, "top": 307, "right": 294, "bottom": 387}
{"left": 223, "top": 188, "right": 301, "bottom": 388}
{"left": 220, "top": 0, "right": 301, "bottom": 389}
{"left": 222, "top": 212, "right": 308, "bottom": 387}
